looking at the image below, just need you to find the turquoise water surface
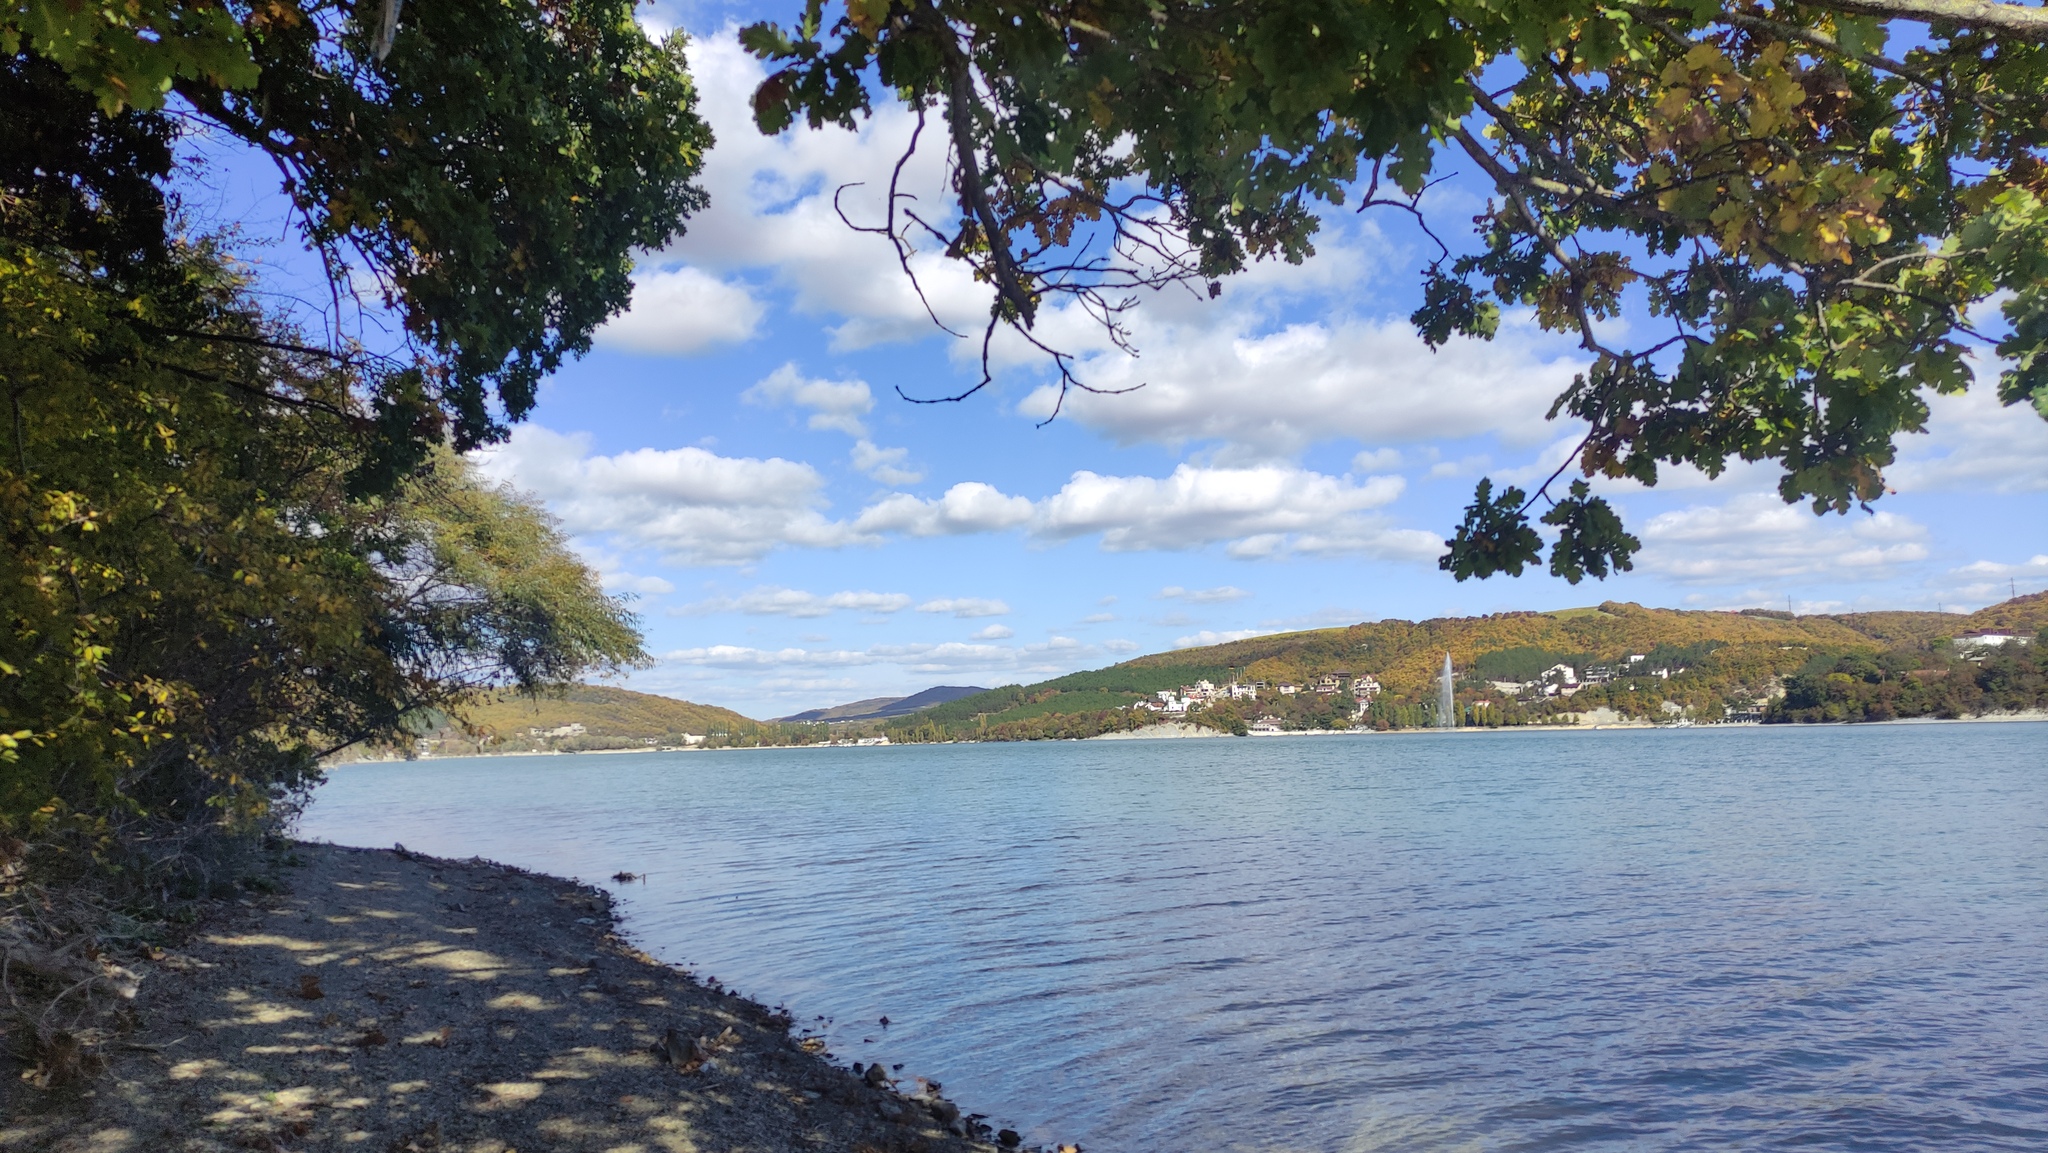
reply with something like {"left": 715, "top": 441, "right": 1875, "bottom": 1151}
{"left": 300, "top": 724, "right": 2048, "bottom": 1151}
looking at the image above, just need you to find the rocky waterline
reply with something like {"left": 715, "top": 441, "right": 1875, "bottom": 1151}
{"left": 1, "top": 844, "right": 1040, "bottom": 1153}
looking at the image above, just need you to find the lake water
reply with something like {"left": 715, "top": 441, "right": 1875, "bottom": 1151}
{"left": 300, "top": 724, "right": 2048, "bottom": 1151}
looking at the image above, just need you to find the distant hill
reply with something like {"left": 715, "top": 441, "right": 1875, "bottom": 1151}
{"left": 777, "top": 685, "right": 990, "bottom": 723}
{"left": 883, "top": 595, "right": 2048, "bottom": 740}
{"left": 372, "top": 685, "right": 778, "bottom": 758}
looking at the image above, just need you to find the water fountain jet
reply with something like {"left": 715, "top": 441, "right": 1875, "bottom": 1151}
{"left": 1438, "top": 652, "right": 1455, "bottom": 729}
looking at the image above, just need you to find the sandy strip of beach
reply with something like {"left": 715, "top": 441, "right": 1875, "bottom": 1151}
{"left": 2, "top": 844, "right": 1014, "bottom": 1153}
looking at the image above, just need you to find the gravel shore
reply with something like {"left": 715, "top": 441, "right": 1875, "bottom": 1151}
{"left": 2, "top": 843, "right": 1009, "bottom": 1153}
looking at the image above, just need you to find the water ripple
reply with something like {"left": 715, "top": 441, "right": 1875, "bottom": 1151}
{"left": 302, "top": 724, "right": 2048, "bottom": 1151}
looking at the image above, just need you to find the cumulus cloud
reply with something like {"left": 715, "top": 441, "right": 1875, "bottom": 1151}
{"left": 1939, "top": 554, "right": 2048, "bottom": 604}
{"left": 603, "top": 572, "right": 676, "bottom": 596}
{"left": 658, "top": 29, "right": 1604, "bottom": 477}
{"left": 1035, "top": 464, "right": 1411, "bottom": 554}
{"left": 1286, "top": 523, "right": 1445, "bottom": 561}
{"left": 661, "top": 635, "right": 1088, "bottom": 676}
{"left": 743, "top": 362, "right": 875, "bottom": 436}
{"left": 855, "top": 484, "right": 1036, "bottom": 537}
{"left": 1017, "top": 313, "right": 1584, "bottom": 459}
{"left": 971, "top": 624, "right": 1015, "bottom": 640}
{"left": 1352, "top": 447, "right": 1404, "bottom": 472}
{"left": 916, "top": 597, "right": 1011, "bottom": 618}
{"left": 676, "top": 587, "right": 913, "bottom": 618}
{"left": 1889, "top": 380, "right": 2048, "bottom": 494}
{"left": 1637, "top": 493, "right": 1930, "bottom": 584}
{"left": 1159, "top": 585, "right": 1250, "bottom": 604}
{"left": 1174, "top": 628, "right": 1280, "bottom": 648}
{"left": 850, "top": 439, "right": 924, "bottom": 485}
{"left": 595, "top": 266, "right": 764, "bottom": 354}
{"left": 850, "top": 465, "right": 1434, "bottom": 558}
{"left": 657, "top": 33, "right": 995, "bottom": 349}
{"left": 471, "top": 425, "right": 862, "bottom": 565}
{"left": 480, "top": 430, "right": 1443, "bottom": 568}
{"left": 737, "top": 364, "right": 923, "bottom": 482}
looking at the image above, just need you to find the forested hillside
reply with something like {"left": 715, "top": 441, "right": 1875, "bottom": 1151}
{"left": 366, "top": 597, "right": 2048, "bottom": 753}
{"left": 884, "top": 597, "right": 2048, "bottom": 741}
{"left": 363, "top": 686, "right": 817, "bottom": 757}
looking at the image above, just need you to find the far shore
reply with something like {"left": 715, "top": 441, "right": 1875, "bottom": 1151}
{"left": 326, "top": 710, "right": 2048, "bottom": 767}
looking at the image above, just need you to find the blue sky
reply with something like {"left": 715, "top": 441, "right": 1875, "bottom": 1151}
{"left": 182, "top": 6, "right": 2048, "bottom": 720}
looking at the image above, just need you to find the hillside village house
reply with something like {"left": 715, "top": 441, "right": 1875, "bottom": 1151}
{"left": 1139, "top": 673, "right": 1383, "bottom": 719}
{"left": 1146, "top": 679, "right": 1257, "bottom": 714}
{"left": 1955, "top": 629, "right": 2030, "bottom": 653}
{"left": 1541, "top": 664, "right": 1581, "bottom": 696}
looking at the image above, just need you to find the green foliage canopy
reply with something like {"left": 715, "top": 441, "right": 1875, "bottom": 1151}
{"left": 744, "top": 0, "right": 2048, "bottom": 577}
{"left": 0, "top": 223, "right": 643, "bottom": 878}
{"left": 4, "top": 0, "right": 712, "bottom": 451}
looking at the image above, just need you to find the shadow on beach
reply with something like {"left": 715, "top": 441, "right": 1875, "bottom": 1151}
{"left": 1, "top": 844, "right": 1000, "bottom": 1153}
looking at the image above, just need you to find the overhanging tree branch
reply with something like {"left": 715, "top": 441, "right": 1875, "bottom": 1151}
{"left": 1800, "top": 0, "right": 2048, "bottom": 38}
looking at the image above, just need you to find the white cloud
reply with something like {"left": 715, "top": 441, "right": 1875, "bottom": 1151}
{"left": 1889, "top": 379, "right": 2048, "bottom": 494}
{"left": 851, "top": 439, "right": 924, "bottom": 485}
{"left": 646, "top": 25, "right": 1628, "bottom": 496}
{"left": 596, "top": 266, "right": 763, "bottom": 354}
{"left": 853, "top": 465, "right": 1436, "bottom": 559}
{"left": 661, "top": 33, "right": 995, "bottom": 349}
{"left": 916, "top": 597, "right": 1011, "bottom": 618}
{"left": 665, "top": 30, "right": 1601, "bottom": 473}
{"left": 1952, "top": 554, "right": 2048, "bottom": 577}
{"left": 661, "top": 644, "right": 877, "bottom": 668}
{"left": 972, "top": 624, "right": 1015, "bottom": 640}
{"left": 1288, "top": 523, "right": 1445, "bottom": 561}
{"left": 676, "top": 587, "right": 913, "bottom": 618}
{"left": 1017, "top": 313, "right": 1583, "bottom": 459}
{"left": 1939, "top": 554, "right": 2048, "bottom": 604}
{"left": 1352, "top": 447, "right": 1403, "bottom": 472}
{"left": 1159, "top": 585, "right": 1250, "bottom": 604}
{"left": 604, "top": 572, "right": 676, "bottom": 596}
{"left": 1637, "top": 494, "right": 1930, "bottom": 584}
{"left": 661, "top": 635, "right": 1088, "bottom": 676}
{"left": 471, "top": 425, "right": 862, "bottom": 565}
{"left": 480, "top": 428, "right": 1447, "bottom": 569}
{"left": 1174, "top": 628, "right": 1280, "bottom": 648}
{"left": 1080, "top": 613, "right": 1117, "bottom": 624}
{"left": 1428, "top": 455, "right": 1490, "bottom": 479}
{"left": 856, "top": 484, "right": 1036, "bottom": 537}
{"left": 743, "top": 362, "right": 875, "bottom": 436}
{"left": 1034, "top": 464, "right": 1412, "bottom": 555}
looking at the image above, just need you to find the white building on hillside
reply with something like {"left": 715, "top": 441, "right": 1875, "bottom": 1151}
{"left": 1956, "top": 629, "right": 2029, "bottom": 650}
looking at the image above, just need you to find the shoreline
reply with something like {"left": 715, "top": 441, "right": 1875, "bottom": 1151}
{"left": 334, "top": 709, "right": 2048, "bottom": 764}
{"left": 7, "top": 843, "right": 1020, "bottom": 1153}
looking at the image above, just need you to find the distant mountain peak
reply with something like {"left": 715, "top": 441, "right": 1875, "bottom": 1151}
{"left": 776, "top": 685, "right": 990, "bottom": 724}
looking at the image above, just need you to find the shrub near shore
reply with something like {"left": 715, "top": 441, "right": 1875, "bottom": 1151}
{"left": 4, "top": 0, "right": 707, "bottom": 1092}
{"left": 0, "top": 236, "right": 645, "bottom": 1088}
